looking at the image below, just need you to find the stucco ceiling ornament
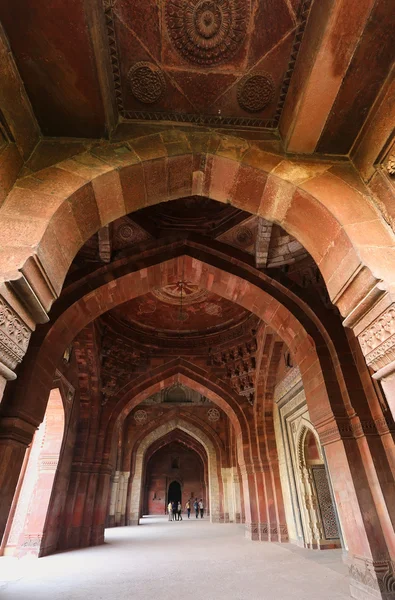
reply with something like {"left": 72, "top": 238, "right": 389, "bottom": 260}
{"left": 128, "top": 62, "right": 166, "bottom": 104}
{"left": 208, "top": 407, "right": 220, "bottom": 421}
{"left": 152, "top": 282, "right": 209, "bottom": 306}
{"left": 134, "top": 409, "right": 148, "bottom": 425}
{"left": 237, "top": 72, "right": 275, "bottom": 113}
{"left": 165, "top": 0, "right": 248, "bottom": 66}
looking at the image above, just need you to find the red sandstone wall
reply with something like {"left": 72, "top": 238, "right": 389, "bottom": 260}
{"left": 144, "top": 443, "right": 204, "bottom": 515}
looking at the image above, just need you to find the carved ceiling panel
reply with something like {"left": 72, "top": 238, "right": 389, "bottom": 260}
{"left": 105, "top": 0, "right": 307, "bottom": 127}
{"left": 108, "top": 286, "right": 250, "bottom": 334}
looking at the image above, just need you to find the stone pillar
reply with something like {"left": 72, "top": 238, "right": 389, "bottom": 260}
{"left": 115, "top": 471, "right": 130, "bottom": 526}
{"left": 220, "top": 468, "right": 232, "bottom": 523}
{"left": 0, "top": 270, "right": 54, "bottom": 542}
{"left": 107, "top": 471, "right": 120, "bottom": 528}
{"left": 90, "top": 465, "right": 112, "bottom": 546}
{"left": 0, "top": 416, "right": 36, "bottom": 543}
{"left": 232, "top": 471, "right": 242, "bottom": 523}
{"left": 240, "top": 463, "right": 262, "bottom": 540}
{"left": 318, "top": 418, "right": 395, "bottom": 600}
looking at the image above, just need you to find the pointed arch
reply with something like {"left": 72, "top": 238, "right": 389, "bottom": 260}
{"left": 128, "top": 418, "right": 221, "bottom": 523}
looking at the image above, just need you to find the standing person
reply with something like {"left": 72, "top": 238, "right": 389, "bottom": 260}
{"left": 177, "top": 501, "right": 183, "bottom": 521}
{"left": 172, "top": 501, "right": 177, "bottom": 521}
{"left": 168, "top": 501, "right": 173, "bottom": 521}
{"left": 193, "top": 498, "right": 199, "bottom": 519}
{"left": 185, "top": 499, "right": 191, "bottom": 519}
{"left": 199, "top": 498, "right": 204, "bottom": 518}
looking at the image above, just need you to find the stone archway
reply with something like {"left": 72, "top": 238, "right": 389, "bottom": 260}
{"left": 128, "top": 419, "right": 221, "bottom": 524}
{"left": 1, "top": 131, "right": 392, "bottom": 315}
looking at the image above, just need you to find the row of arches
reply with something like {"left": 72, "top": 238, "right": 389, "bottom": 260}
{"left": 0, "top": 132, "right": 395, "bottom": 600}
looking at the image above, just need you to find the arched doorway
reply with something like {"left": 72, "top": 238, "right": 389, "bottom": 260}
{"left": 168, "top": 481, "right": 182, "bottom": 506}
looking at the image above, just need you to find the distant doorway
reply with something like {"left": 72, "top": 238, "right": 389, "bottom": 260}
{"left": 168, "top": 481, "right": 182, "bottom": 505}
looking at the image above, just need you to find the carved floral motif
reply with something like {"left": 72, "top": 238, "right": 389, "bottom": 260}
{"left": 237, "top": 73, "right": 275, "bottom": 113}
{"left": 128, "top": 62, "right": 166, "bottom": 104}
{"left": 134, "top": 409, "right": 148, "bottom": 425}
{"left": 165, "top": 0, "right": 248, "bottom": 65}
{"left": 207, "top": 407, "right": 220, "bottom": 421}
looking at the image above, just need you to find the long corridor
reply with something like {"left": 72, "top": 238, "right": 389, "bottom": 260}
{"left": 0, "top": 517, "right": 350, "bottom": 600}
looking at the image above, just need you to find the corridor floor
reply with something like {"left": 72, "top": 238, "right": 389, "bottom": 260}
{"left": 0, "top": 516, "right": 350, "bottom": 600}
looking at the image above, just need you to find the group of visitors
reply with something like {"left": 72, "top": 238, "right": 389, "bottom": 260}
{"left": 167, "top": 498, "right": 204, "bottom": 521}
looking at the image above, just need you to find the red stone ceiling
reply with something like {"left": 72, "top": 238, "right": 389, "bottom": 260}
{"left": 0, "top": 0, "right": 393, "bottom": 152}
{"left": 108, "top": 286, "right": 250, "bottom": 335}
{"left": 74, "top": 197, "right": 309, "bottom": 269}
{"left": 107, "top": 0, "right": 300, "bottom": 128}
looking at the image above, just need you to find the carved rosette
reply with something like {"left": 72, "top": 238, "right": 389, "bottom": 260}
{"left": 0, "top": 297, "right": 31, "bottom": 379}
{"left": 207, "top": 407, "right": 220, "bottom": 421}
{"left": 134, "top": 409, "right": 148, "bottom": 425}
{"left": 359, "top": 305, "right": 395, "bottom": 370}
{"left": 165, "top": 0, "right": 248, "bottom": 66}
{"left": 237, "top": 72, "right": 275, "bottom": 112}
{"left": 128, "top": 62, "right": 166, "bottom": 104}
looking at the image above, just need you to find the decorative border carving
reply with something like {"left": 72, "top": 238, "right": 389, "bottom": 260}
{"left": 122, "top": 109, "right": 276, "bottom": 128}
{"left": 349, "top": 557, "right": 395, "bottom": 595}
{"left": 273, "top": 0, "right": 314, "bottom": 125}
{"left": 274, "top": 367, "right": 302, "bottom": 402}
{"left": 0, "top": 297, "right": 31, "bottom": 374}
{"left": 359, "top": 305, "right": 395, "bottom": 370}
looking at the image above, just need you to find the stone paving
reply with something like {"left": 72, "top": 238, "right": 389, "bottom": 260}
{"left": 0, "top": 516, "right": 350, "bottom": 600}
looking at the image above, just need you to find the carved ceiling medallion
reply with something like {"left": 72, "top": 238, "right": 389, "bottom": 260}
{"left": 134, "top": 409, "right": 148, "bottom": 424}
{"left": 152, "top": 283, "right": 209, "bottom": 306}
{"left": 165, "top": 0, "right": 248, "bottom": 66}
{"left": 128, "top": 62, "right": 166, "bottom": 104}
{"left": 207, "top": 407, "right": 220, "bottom": 421}
{"left": 237, "top": 73, "right": 275, "bottom": 113}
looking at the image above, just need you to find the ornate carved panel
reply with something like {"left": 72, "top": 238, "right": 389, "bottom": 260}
{"left": 209, "top": 336, "right": 257, "bottom": 404}
{"left": 101, "top": 0, "right": 314, "bottom": 128}
{"left": 311, "top": 466, "right": 339, "bottom": 540}
{"left": 165, "top": 0, "right": 248, "bottom": 66}
{"left": 0, "top": 296, "right": 31, "bottom": 376}
{"left": 359, "top": 304, "right": 395, "bottom": 370}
